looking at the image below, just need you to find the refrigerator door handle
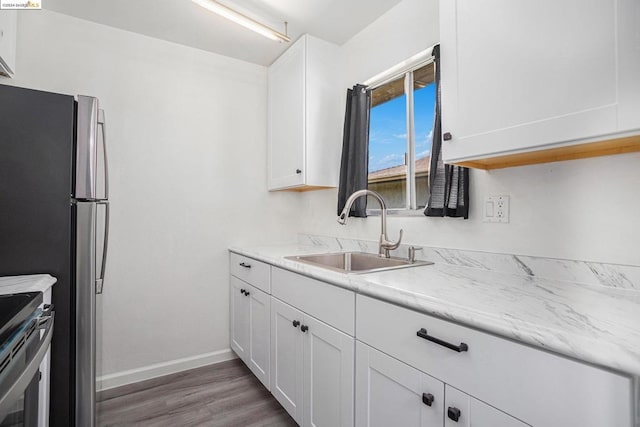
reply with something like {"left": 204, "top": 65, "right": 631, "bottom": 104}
{"left": 75, "top": 96, "right": 100, "bottom": 200}
{"left": 96, "top": 201, "right": 109, "bottom": 294}
{"left": 98, "top": 109, "right": 109, "bottom": 200}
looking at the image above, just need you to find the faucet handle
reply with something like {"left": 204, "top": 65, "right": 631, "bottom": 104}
{"left": 408, "top": 246, "right": 423, "bottom": 263}
{"left": 383, "top": 229, "right": 403, "bottom": 252}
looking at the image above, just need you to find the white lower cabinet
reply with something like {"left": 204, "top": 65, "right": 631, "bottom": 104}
{"left": 229, "top": 276, "right": 271, "bottom": 389}
{"left": 303, "top": 314, "right": 354, "bottom": 427}
{"left": 444, "top": 386, "right": 528, "bottom": 427}
{"left": 248, "top": 285, "right": 270, "bottom": 388}
{"left": 271, "top": 297, "right": 354, "bottom": 426}
{"left": 355, "top": 341, "right": 528, "bottom": 427}
{"left": 270, "top": 297, "right": 305, "bottom": 422}
{"left": 355, "top": 341, "right": 444, "bottom": 427}
{"left": 230, "top": 276, "right": 249, "bottom": 361}
{"left": 356, "top": 294, "right": 633, "bottom": 427}
{"left": 230, "top": 255, "right": 635, "bottom": 427}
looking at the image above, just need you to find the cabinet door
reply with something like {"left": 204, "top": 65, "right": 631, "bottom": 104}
{"left": 268, "top": 36, "right": 306, "bottom": 190}
{"left": 440, "top": 0, "right": 618, "bottom": 162}
{"left": 0, "top": 10, "right": 16, "bottom": 75}
{"left": 444, "top": 386, "right": 528, "bottom": 427}
{"left": 248, "top": 285, "right": 270, "bottom": 390}
{"left": 302, "top": 315, "right": 354, "bottom": 427}
{"left": 270, "top": 297, "right": 304, "bottom": 424}
{"left": 617, "top": 0, "right": 640, "bottom": 133}
{"left": 230, "top": 276, "right": 249, "bottom": 362}
{"left": 355, "top": 341, "right": 444, "bottom": 427}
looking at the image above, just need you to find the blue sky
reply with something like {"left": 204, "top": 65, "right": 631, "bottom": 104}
{"left": 368, "top": 83, "right": 435, "bottom": 173}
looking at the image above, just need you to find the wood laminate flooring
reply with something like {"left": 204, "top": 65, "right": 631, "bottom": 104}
{"left": 97, "top": 358, "right": 297, "bottom": 427}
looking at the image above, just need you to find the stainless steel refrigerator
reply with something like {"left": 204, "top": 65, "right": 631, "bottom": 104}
{"left": 0, "top": 84, "right": 109, "bottom": 427}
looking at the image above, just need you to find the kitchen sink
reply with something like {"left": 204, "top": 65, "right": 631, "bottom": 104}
{"left": 285, "top": 252, "right": 433, "bottom": 274}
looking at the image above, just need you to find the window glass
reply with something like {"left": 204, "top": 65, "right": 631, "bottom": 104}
{"left": 368, "top": 76, "right": 407, "bottom": 209}
{"left": 367, "top": 61, "right": 436, "bottom": 212}
{"left": 413, "top": 63, "right": 436, "bottom": 208}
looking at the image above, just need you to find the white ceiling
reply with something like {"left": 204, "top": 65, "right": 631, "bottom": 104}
{"left": 43, "top": 0, "right": 403, "bottom": 66}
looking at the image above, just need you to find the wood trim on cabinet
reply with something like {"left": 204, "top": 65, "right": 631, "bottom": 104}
{"left": 452, "top": 134, "right": 640, "bottom": 170}
{"left": 276, "top": 185, "right": 335, "bottom": 192}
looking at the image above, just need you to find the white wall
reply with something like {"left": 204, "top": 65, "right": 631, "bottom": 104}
{"left": 339, "top": 0, "right": 440, "bottom": 86}
{"left": 300, "top": 0, "right": 640, "bottom": 267}
{"left": 2, "top": 10, "right": 304, "bottom": 381}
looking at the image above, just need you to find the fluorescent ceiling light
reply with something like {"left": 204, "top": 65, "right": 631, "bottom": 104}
{"left": 192, "top": 0, "right": 290, "bottom": 43}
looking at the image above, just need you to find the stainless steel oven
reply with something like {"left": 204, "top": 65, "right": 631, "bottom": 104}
{"left": 0, "top": 296, "right": 54, "bottom": 427}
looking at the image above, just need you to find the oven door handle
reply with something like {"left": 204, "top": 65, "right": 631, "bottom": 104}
{"left": 0, "top": 312, "right": 55, "bottom": 418}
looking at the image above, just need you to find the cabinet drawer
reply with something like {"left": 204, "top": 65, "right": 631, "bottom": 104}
{"left": 272, "top": 267, "right": 355, "bottom": 335}
{"left": 229, "top": 252, "right": 271, "bottom": 293}
{"left": 356, "top": 295, "right": 633, "bottom": 427}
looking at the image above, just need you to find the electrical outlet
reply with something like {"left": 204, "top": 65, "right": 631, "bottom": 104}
{"left": 483, "top": 195, "right": 510, "bottom": 223}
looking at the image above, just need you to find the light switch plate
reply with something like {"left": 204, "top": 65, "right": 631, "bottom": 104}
{"left": 483, "top": 195, "right": 509, "bottom": 223}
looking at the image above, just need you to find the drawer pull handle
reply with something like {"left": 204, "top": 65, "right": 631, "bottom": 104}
{"left": 239, "top": 262, "right": 252, "bottom": 269}
{"left": 300, "top": 325, "right": 309, "bottom": 333}
{"left": 422, "top": 393, "right": 434, "bottom": 407}
{"left": 447, "top": 406, "right": 461, "bottom": 422}
{"left": 292, "top": 320, "right": 300, "bottom": 328}
{"left": 417, "top": 328, "right": 468, "bottom": 353}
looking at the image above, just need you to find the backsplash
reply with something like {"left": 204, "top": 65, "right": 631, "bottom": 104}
{"left": 298, "top": 234, "right": 640, "bottom": 291}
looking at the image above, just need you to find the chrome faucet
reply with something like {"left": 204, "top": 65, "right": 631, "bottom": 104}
{"left": 337, "top": 189, "right": 403, "bottom": 258}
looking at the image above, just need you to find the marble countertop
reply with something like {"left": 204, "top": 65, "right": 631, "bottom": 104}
{"left": 230, "top": 244, "right": 640, "bottom": 377}
{"left": 0, "top": 274, "right": 57, "bottom": 295}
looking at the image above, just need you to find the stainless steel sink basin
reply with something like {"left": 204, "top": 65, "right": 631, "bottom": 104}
{"left": 285, "top": 252, "right": 433, "bottom": 274}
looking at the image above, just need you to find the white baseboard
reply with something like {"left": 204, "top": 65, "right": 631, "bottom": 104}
{"left": 97, "top": 348, "right": 237, "bottom": 391}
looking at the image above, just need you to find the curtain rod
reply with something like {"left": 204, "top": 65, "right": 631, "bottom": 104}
{"left": 363, "top": 45, "right": 436, "bottom": 89}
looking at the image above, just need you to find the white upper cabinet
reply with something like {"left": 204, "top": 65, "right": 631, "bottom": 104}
{"left": 0, "top": 10, "right": 17, "bottom": 77}
{"left": 439, "top": 0, "right": 640, "bottom": 165}
{"left": 268, "top": 34, "right": 342, "bottom": 191}
{"left": 617, "top": 0, "right": 640, "bottom": 133}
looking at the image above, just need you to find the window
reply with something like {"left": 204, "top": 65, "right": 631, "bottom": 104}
{"left": 367, "top": 61, "right": 436, "bottom": 212}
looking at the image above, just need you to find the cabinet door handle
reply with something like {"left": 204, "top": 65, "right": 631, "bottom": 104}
{"left": 417, "top": 328, "right": 468, "bottom": 352}
{"left": 447, "top": 406, "right": 461, "bottom": 422}
{"left": 422, "top": 393, "right": 434, "bottom": 407}
{"left": 244, "top": 291, "right": 250, "bottom": 297}
{"left": 292, "top": 320, "right": 300, "bottom": 328}
{"left": 296, "top": 169, "right": 302, "bottom": 174}
{"left": 240, "top": 289, "right": 246, "bottom": 295}
{"left": 443, "top": 132, "right": 452, "bottom": 141}
{"left": 239, "top": 262, "right": 251, "bottom": 269}
{"left": 300, "top": 325, "right": 309, "bottom": 333}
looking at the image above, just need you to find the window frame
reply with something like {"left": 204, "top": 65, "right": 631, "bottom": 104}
{"left": 365, "top": 53, "right": 436, "bottom": 216}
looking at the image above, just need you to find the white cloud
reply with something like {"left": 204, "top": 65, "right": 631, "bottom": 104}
{"left": 416, "top": 129, "right": 434, "bottom": 147}
{"left": 416, "top": 149, "right": 430, "bottom": 159}
{"left": 370, "top": 153, "right": 406, "bottom": 172}
{"left": 380, "top": 153, "right": 404, "bottom": 163}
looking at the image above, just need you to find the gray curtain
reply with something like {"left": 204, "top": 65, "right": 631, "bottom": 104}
{"left": 337, "top": 84, "right": 371, "bottom": 217}
{"left": 425, "top": 45, "right": 470, "bottom": 219}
